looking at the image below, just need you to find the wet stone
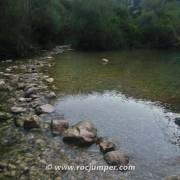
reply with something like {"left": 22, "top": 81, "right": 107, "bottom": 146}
{"left": 63, "top": 121, "right": 97, "bottom": 146}
{"left": 97, "top": 137, "right": 116, "bottom": 154}
{"left": 51, "top": 119, "right": 69, "bottom": 135}
{"left": 104, "top": 150, "right": 129, "bottom": 166}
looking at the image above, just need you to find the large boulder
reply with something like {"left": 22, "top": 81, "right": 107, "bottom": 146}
{"left": 51, "top": 119, "right": 69, "bottom": 135}
{"left": 97, "top": 137, "right": 116, "bottom": 154}
{"left": 104, "top": 150, "right": 129, "bottom": 166}
{"left": 36, "top": 104, "right": 55, "bottom": 114}
{"left": 63, "top": 121, "right": 97, "bottom": 146}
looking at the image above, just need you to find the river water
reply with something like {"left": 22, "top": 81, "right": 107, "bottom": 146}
{"left": 50, "top": 50, "right": 180, "bottom": 179}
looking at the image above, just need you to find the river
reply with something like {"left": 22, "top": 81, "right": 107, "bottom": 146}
{"left": 50, "top": 50, "right": 180, "bottom": 179}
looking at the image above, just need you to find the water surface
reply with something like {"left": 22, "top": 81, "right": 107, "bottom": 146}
{"left": 51, "top": 50, "right": 180, "bottom": 179}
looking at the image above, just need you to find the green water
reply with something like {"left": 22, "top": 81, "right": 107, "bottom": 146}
{"left": 51, "top": 50, "right": 180, "bottom": 112}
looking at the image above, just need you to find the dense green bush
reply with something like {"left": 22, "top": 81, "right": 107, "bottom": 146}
{"left": 0, "top": 0, "right": 180, "bottom": 58}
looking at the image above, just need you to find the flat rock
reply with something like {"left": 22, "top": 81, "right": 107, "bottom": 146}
{"left": 11, "top": 107, "right": 27, "bottom": 114}
{"left": 36, "top": 104, "right": 55, "bottom": 114}
{"left": 63, "top": 121, "right": 97, "bottom": 146}
{"left": 104, "top": 150, "right": 129, "bottom": 166}
{"left": 97, "top": 137, "right": 116, "bottom": 154}
{"left": 51, "top": 119, "right": 69, "bottom": 135}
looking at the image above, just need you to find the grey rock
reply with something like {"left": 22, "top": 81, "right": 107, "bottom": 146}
{"left": 51, "top": 119, "right": 69, "bottom": 135}
{"left": 36, "top": 104, "right": 55, "bottom": 114}
{"left": 46, "top": 91, "right": 56, "bottom": 99}
{"left": 104, "top": 150, "right": 129, "bottom": 166}
{"left": 97, "top": 137, "right": 116, "bottom": 154}
{"left": 63, "top": 121, "right": 97, "bottom": 146}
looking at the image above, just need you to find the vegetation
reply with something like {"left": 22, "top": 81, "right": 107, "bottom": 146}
{"left": 0, "top": 0, "right": 180, "bottom": 57}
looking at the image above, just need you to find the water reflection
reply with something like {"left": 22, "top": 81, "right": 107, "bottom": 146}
{"left": 55, "top": 91, "right": 180, "bottom": 180}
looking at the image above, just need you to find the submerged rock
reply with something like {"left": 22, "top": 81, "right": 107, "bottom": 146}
{"left": 51, "top": 119, "right": 69, "bottom": 135}
{"left": 11, "top": 106, "right": 27, "bottom": 114}
{"left": 63, "top": 121, "right": 97, "bottom": 146}
{"left": 36, "top": 104, "right": 55, "bottom": 114}
{"left": 97, "top": 137, "right": 116, "bottom": 154}
{"left": 104, "top": 150, "right": 129, "bottom": 166}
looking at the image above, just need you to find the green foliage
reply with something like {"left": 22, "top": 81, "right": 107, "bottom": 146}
{"left": 0, "top": 0, "right": 180, "bottom": 58}
{"left": 138, "top": 0, "right": 180, "bottom": 47}
{"left": 70, "top": 0, "right": 123, "bottom": 49}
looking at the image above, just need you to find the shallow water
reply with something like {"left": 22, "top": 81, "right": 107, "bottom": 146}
{"left": 51, "top": 50, "right": 180, "bottom": 179}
